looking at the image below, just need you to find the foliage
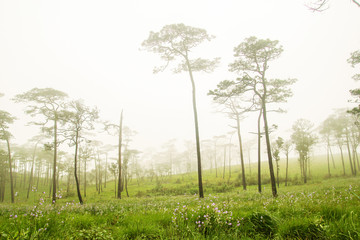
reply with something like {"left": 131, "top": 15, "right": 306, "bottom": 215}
{"left": 141, "top": 23, "right": 219, "bottom": 74}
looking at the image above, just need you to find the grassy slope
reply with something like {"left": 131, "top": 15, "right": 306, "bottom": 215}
{"left": 0, "top": 154, "right": 359, "bottom": 239}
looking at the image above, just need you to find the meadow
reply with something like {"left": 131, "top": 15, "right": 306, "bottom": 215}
{"left": 0, "top": 155, "right": 359, "bottom": 239}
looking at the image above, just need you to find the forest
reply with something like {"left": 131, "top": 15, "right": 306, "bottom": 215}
{"left": 1, "top": 0, "right": 360, "bottom": 239}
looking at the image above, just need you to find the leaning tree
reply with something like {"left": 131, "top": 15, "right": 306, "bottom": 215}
{"left": 142, "top": 23, "right": 219, "bottom": 198}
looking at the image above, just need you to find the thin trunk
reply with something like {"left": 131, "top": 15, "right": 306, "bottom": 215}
{"left": 52, "top": 118, "right": 58, "bottom": 204}
{"left": 262, "top": 101, "right": 277, "bottom": 197}
{"left": 228, "top": 144, "right": 231, "bottom": 180}
{"left": 6, "top": 139, "right": 15, "bottom": 203}
{"left": 248, "top": 149, "right": 251, "bottom": 177}
{"left": 257, "top": 109, "right": 262, "bottom": 194}
{"left": 125, "top": 171, "right": 129, "bottom": 197}
{"left": 214, "top": 145, "right": 218, "bottom": 178}
{"left": 339, "top": 145, "right": 346, "bottom": 175}
{"left": 114, "top": 175, "right": 117, "bottom": 198}
{"left": 95, "top": 156, "right": 98, "bottom": 192}
{"left": 78, "top": 151, "right": 81, "bottom": 188}
{"left": 327, "top": 147, "right": 331, "bottom": 177}
{"left": 285, "top": 152, "right": 289, "bottom": 186}
{"left": 329, "top": 145, "right": 336, "bottom": 169}
{"left": 22, "top": 162, "right": 26, "bottom": 189}
{"left": 27, "top": 142, "right": 39, "bottom": 199}
{"left": 97, "top": 155, "right": 101, "bottom": 195}
{"left": 352, "top": 149, "right": 357, "bottom": 175}
{"left": 346, "top": 132, "right": 355, "bottom": 175}
{"left": 236, "top": 114, "right": 246, "bottom": 190}
{"left": 84, "top": 158, "right": 87, "bottom": 197}
{"left": 45, "top": 161, "right": 50, "bottom": 186}
{"left": 74, "top": 130, "right": 83, "bottom": 204}
{"left": 223, "top": 145, "right": 226, "bottom": 179}
{"left": 104, "top": 153, "right": 107, "bottom": 188}
{"left": 13, "top": 161, "right": 17, "bottom": 189}
{"left": 186, "top": 56, "right": 204, "bottom": 198}
{"left": 36, "top": 161, "right": 40, "bottom": 189}
{"left": 300, "top": 155, "right": 304, "bottom": 179}
{"left": 303, "top": 154, "right": 307, "bottom": 184}
{"left": 355, "top": 149, "right": 360, "bottom": 171}
{"left": 0, "top": 168, "right": 5, "bottom": 202}
{"left": 276, "top": 160, "right": 279, "bottom": 188}
{"left": 117, "top": 110, "right": 123, "bottom": 199}
{"left": 66, "top": 169, "right": 70, "bottom": 194}
{"left": 56, "top": 171, "right": 60, "bottom": 192}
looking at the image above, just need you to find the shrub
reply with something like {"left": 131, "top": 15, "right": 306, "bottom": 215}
{"left": 279, "top": 218, "right": 325, "bottom": 240}
{"left": 244, "top": 212, "right": 277, "bottom": 238}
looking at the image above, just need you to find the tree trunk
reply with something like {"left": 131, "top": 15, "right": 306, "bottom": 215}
{"left": 329, "top": 144, "right": 336, "bottom": 169}
{"left": 262, "top": 101, "right": 277, "bottom": 197}
{"left": 276, "top": 160, "right": 280, "bottom": 188}
{"left": 125, "top": 171, "right": 129, "bottom": 197}
{"left": 236, "top": 114, "right": 246, "bottom": 190}
{"left": 74, "top": 130, "right": 83, "bottom": 204}
{"left": 285, "top": 152, "right": 289, "bottom": 186}
{"left": 186, "top": 56, "right": 204, "bottom": 198}
{"left": 354, "top": 148, "right": 360, "bottom": 171}
{"left": 114, "top": 175, "right": 117, "bottom": 198}
{"left": 22, "top": 161, "right": 27, "bottom": 189}
{"left": 0, "top": 167, "right": 5, "bottom": 202}
{"left": 52, "top": 118, "right": 58, "bottom": 204}
{"left": 117, "top": 111, "right": 123, "bottom": 199}
{"left": 214, "top": 144, "right": 218, "bottom": 178}
{"left": 66, "top": 169, "right": 70, "bottom": 194}
{"left": 327, "top": 147, "right": 331, "bottom": 177}
{"left": 228, "top": 143, "right": 232, "bottom": 181}
{"left": 6, "top": 139, "right": 15, "bottom": 203}
{"left": 104, "top": 153, "right": 107, "bottom": 188}
{"left": 36, "top": 161, "right": 40, "bottom": 189}
{"left": 248, "top": 149, "right": 251, "bottom": 176}
{"left": 84, "top": 158, "right": 87, "bottom": 197}
{"left": 339, "top": 145, "right": 346, "bottom": 175}
{"left": 257, "top": 109, "right": 262, "bottom": 194}
{"left": 27, "top": 141, "right": 39, "bottom": 199}
{"left": 223, "top": 145, "right": 226, "bottom": 179}
{"left": 304, "top": 155, "right": 308, "bottom": 183}
{"left": 346, "top": 132, "right": 355, "bottom": 175}
{"left": 95, "top": 156, "right": 98, "bottom": 192}
{"left": 352, "top": 150, "right": 358, "bottom": 175}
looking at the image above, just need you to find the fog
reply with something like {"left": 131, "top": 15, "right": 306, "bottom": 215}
{"left": 1, "top": 0, "right": 359, "bottom": 161}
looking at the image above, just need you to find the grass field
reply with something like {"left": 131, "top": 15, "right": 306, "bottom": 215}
{"left": 0, "top": 155, "right": 359, "bottom": 239}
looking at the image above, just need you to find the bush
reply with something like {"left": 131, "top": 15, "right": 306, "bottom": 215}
{"left": 244, "top": 212, "right": 277, "bottom": 238}
{"left": 279, "top": 218, "right": 325, "bottom": 240}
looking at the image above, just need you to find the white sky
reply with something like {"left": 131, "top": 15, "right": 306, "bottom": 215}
{"left": 1, "top": 0, "right": 359, "bottom": 155}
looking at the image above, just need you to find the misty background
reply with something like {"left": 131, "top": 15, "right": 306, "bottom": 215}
{"left": 1, "top": 0, "right": 359, "bottom": 162}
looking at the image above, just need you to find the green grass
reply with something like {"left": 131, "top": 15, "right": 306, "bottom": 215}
{"left": 0, "top": 176, "right": 359, "bottom": 239}
{"left": 0, "top": 154, "right": 360, "bottom": 239}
